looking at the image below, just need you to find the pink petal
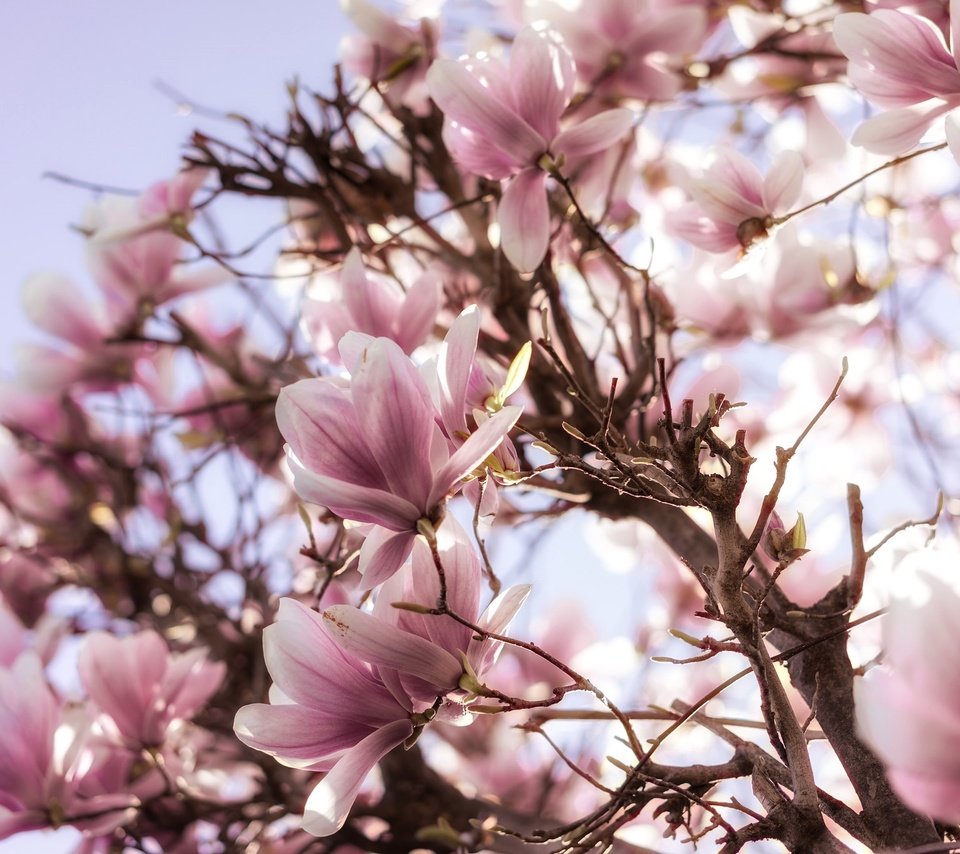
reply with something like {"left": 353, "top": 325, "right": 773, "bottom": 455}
{"left": 276, "top": 380, "right": 384, "bottom": 488}
{"left": 285, "top": 453, "right": 421, "bottom": 530}
{"left": 357, "top": 528, "right": 417, "bottom": 588}
{"left": 553, "top": 109, "right": 634, "bottom": 161}
{"left": 321, "top": 606, "right": 462, "bottom": 689}
{"left": 264, "top": 599, "right": 409, "bottom": 722}
{"left": 21, "top": 273, "right": 109, "bottom": 350}
{"left": 689, "top": 177, "right": 763, "bottom": 226}
{"left": 78, "top": 632, "right": 167, "bottom": 744}
{"left": 888, "top": 768, "right": 960, "bottom": 823}
{"left": 509, "top": 27, "right": 575, "bottom": 141}
{"left": 350, "top": 338, "right": 437, "bottom": 508}
{"left": 396, "top": 269, "right": 442, "bottom": 354}
{"left": 438, "top": 306, "right": 481, "bottom": 435}
{"left": 430, "top": 405, "right": 522, "bottom": 505}
{"left": 301, "top": 719, "right": 412, "bottom": 836}
{"left": 666, "top": 203, "right": 740, "bottom": 253}
{"left": 234, "top": 702, "right": 374, "bottom": 770}
{"left": 833, "top": 11, "right": 960, "bottom": 102}
{"left": 761, "top": 151, "right": 804, "bottom": 213}
{"left": 851, "top": 104, "right": 948, "bottom": 154}
{"left": 426, "top": 59, "right": 545, "bottom": 168}
{"left": 468, "top": 584, "right": 531, "bottom": 675}
{"left": 498, "top": 168, "right": 550, "bottom": 273}
{"left": 629, "top": 6, "right": 707, "bottom": 56}
{"left": 443, "top": 123, "right": 522, "bottom": 180}
{"left": 342, "top": 0, "right": 416, "bottom": 50}
{"left": 340, "top": 248, "right": 399, "bottom": 339}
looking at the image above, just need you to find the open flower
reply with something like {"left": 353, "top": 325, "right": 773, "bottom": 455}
{"left": 0, "top": 653, "right": 137, "bottom": 839}
{"left": 427, "top": 26, "right": 633, "bottom": 272}
{"left": 276, "top": 335, "right": 521, "bottom": 586}
{"left": 301, "top": 247, "right": 442, "bottom": 360}
{"left": 668, "top": 148, "right": 804, "bottom": 254}
{"left": 234, "top": 520, "right": 528, "bottom": 836}
{"left": 833, "top": 4, "right": 960, "bottom": 159}
{"left": 85, "top": 168, "right": 226, "bottom": 314}
{"left": 540, "top": 0, "right": 707, "bottom": 101}
{"left": 78, "top": 630, "right": 225, "bottom": 751}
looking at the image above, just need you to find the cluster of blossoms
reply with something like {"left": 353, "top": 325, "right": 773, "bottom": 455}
{"left": 4, "top": 0, "right": 960, "bottom": 851}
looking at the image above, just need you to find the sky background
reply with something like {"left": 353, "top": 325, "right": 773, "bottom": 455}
{"left": 0, "top": 1, "right": 350, "bottom": 367}
{"left": 0, "top": 4, "right": 350, "bottom": 850}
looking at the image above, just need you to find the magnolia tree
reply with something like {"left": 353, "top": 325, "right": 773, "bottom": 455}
{"left": 4, "top": 0, "right": 960, "bottom": 851}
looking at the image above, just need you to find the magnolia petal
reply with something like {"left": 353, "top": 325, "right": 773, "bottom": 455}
{"left": 761, "top": 150, "right": 804, "bottom": 213}
{"left": 833, "top": 11, "right": 960, "bottom": 98}
{"left": 322, "top": 606, "right": 462, "bottom": 689}
{"left": 341, "top": 0, "right": 415, "bottom": 51}
{"left": 888, "top": 768, "right": 960, "bottom": 824}
{"left": 357, "top": 528, "right": 417, "bottom": 589}
{"left": 234, "top": 702, "right": 373, "bottom": 770}
{"left": 302, "top": 719, "right": 413, "bottom": 836}
{"left": 469, "top": 583, "right": 532, "bottom": 675}
{"left": 397, "top": 269, "right": 442, "bottom": 354}
{"left": 426, "top": 59, "right": 545, "bottom": 168}
{"left": 850, "top": 104, "right": 946, "bottom": 155}
{"left": 276, "top": 380, "right": 383, "bottom": 488}
{"left": 509, "top": 27, "right": 574, "bottom": 141}
{"left": 498, "top": 168, "right": 550, "bottom": 273}
{"left": 350, "top": 338, "right": 436, "bottom": 508}
{"left": 21, "top": 273, "right": 109, "bottom": 350}
{"left": 78, "top": 631, "right": 167, "bottom": 745}
{"left": 264, "top": 599, "right": 409, "bottom": 723}
{"left": 431, "top": 405, "right": 522, "bottom": 505}
{"left": 553, "top": 109, "right": 634, "bottom": 161}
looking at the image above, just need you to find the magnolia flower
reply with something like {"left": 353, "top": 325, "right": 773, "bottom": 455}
{"left": 833, "top": 3, "right": 960, "bottom": 160}
{"left": 85, "top": 168, "right": 226, "bottom": 313}
{"left": 855, "top": 555, "right": 960, "bottom": 822}
{"left": 427, "top": 26, "right": 633, "bottom": 272}
{"left": 78, "top": 630, "right": 225, "bottom": 751}
{"left": 537, "top": 0, "right": 707, "bottom": 101}
{"left": 277, "top": 334, "right": 521, "bottom": 586}
{"left": 235, "top": 521, "right": 528, "bottom": 836}
{"left": 340, "top": 0, "right": 437, "bottom": 113}
{"left": 0, "top": 653, "right": 137, "bottom": 839}
{"left": 668, "top": 148, "right": 804, "bottom": 255}
{"left": 301, "top": 247, "right": 442, "bottom": 360}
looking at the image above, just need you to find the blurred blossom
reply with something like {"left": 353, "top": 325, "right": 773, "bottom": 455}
{"left": 856, "top": 542, "right": 960, "bottom": 822}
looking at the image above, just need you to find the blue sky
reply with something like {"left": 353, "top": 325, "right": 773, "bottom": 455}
{"left": 0, "top": 1, "right": 349, "bottom": 367}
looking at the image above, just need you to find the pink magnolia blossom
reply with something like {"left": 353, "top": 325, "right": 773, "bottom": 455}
{"left": 426, "top": 26, "right": 633, "bottom": 272}
{"left": 77, "top": 630, "right": 225, "bottom": 751}
{"left": 538, "top": 0, "right": 707, "bottom": 101}
{"left": 855, "top": 557, "right": 960, "bottom": 822}
{"left": 235, "top": 521, "right": 528, "bottom": 836}
{"left": 340, "top": 0, "right": 437, "bottom": 114}
{"left": 833, "top": 3, "right": 960, "bottom": 160}
{"left": 85, "top": 168, "right": 226, "bottom": 313}
{"left": 668, "top": 148, "right": 804, "bottom": 254}
{"left": 276, "top": 334, "right": 520, "bottom": 587}
{"left": 17, "top": 272, "right": 143, "bottom": 393}
{"left": 301, "top": 247, "right": 442, "bottom": 360}
{"left": 0, "top": 653, "right": 137, "bottom": 839}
